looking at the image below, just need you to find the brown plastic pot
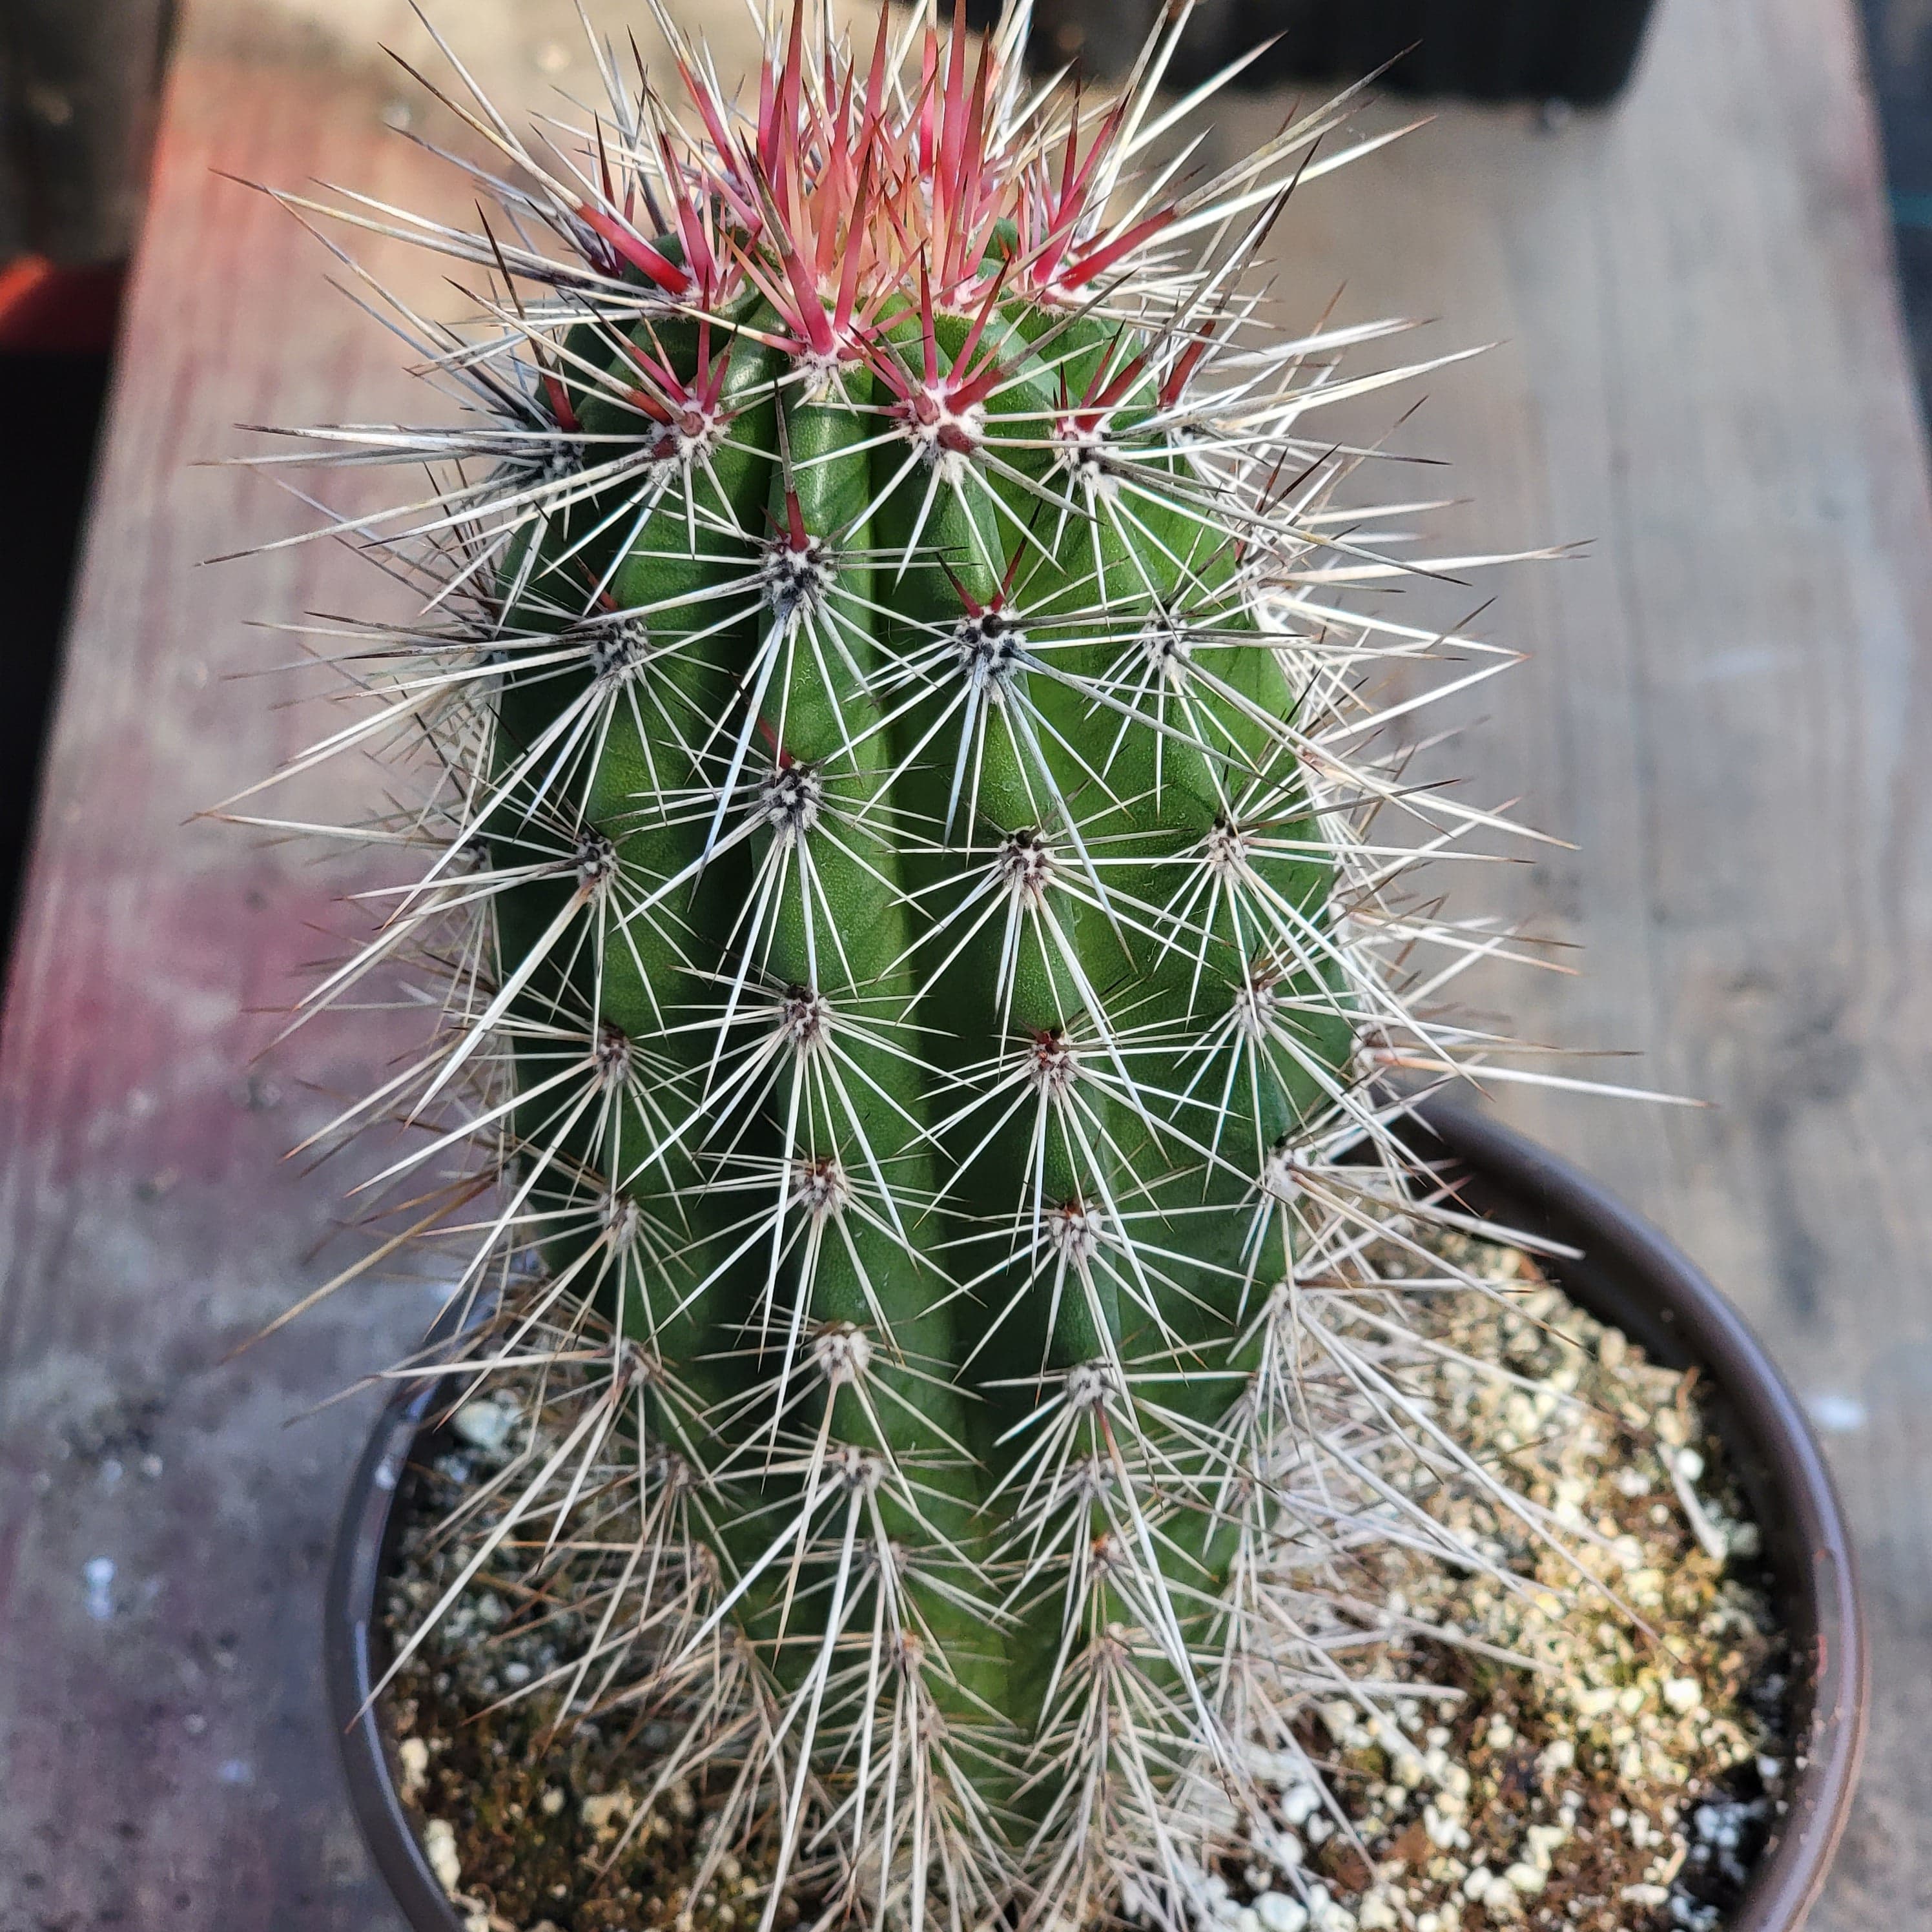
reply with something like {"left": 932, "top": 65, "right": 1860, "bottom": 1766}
{"left": 325, "top": 1103, "right": 1865, "bottom": 1932}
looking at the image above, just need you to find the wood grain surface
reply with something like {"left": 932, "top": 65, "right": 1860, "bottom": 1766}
{"left": 1, "top": 0, "right": 1926, "bottom": 1924}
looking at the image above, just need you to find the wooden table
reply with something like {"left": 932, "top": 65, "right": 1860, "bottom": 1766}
{"left": 2, "top": 0, "right": 1926, "bottom": 1923}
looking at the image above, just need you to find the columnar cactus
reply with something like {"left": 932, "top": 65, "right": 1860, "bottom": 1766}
{"left": 250, "top": 5, "right": 1556, "bottom": 1926}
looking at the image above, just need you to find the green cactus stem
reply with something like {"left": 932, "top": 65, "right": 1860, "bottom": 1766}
{"left": 245, "top": 5, "right": 1566, "bottom": 1926}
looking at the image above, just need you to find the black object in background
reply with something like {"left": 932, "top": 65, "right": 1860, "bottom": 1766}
{"left": 0, "top": 351, "right": 111, "bottom": 956}
{"left": 0, "top": 0, "right": 165, "bottom": 970}
{"left": 1027, "top": 0, "right": 1658, "bottom": 106}
{"left": 1860, "top": 0, "right": 1932, "bottom": 418}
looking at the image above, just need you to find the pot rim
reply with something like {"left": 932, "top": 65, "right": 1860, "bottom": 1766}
{"left": 325, "top": 1102, "right": 1866, "bottom": 1932}
{"left": 326, "top": 1368, "right": 470, "bottom": 1932}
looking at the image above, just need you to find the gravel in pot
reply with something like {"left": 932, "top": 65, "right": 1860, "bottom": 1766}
{"left": 327, "top": 1109, "right": 1864, "bottom": 1932}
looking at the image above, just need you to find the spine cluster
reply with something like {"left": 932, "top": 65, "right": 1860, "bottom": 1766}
{"left": 242, "top": 6, "right": 1565, "bottom": 1927}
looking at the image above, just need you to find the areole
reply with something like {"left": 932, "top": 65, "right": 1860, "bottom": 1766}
{"left": 324, "top": 1103, "right": 1868, "bottom": 1932}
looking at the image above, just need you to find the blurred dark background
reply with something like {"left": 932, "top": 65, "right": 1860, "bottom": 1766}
{"left": 1019, "top": 0, "right": 1656, "bottom": 102}
{"left": 0, "top": 0, "right": 173, "bottom": 960}
{"left": 1, "top": 0, "right": 1928, "bottom": 972}
{"left": 1864, "top": 0, "right": 1932, "bottom": 405}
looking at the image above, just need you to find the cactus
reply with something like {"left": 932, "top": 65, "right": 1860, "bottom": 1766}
{"left": 244, "top": 5, "right": 1573, "bottom": 1926}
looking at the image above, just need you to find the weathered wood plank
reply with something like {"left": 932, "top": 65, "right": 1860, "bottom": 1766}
{"left": 0, "top": 32, "right": 460, "bottom": 1932}
{"left": 0, "top": 0, "right": 1924, "bottom": 1923}
{"left": 0, "top": 7, "right": 841, "bottom": 1922}
{"left": 1211, "top": 1, "right": 1932, "bottom": 1918}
